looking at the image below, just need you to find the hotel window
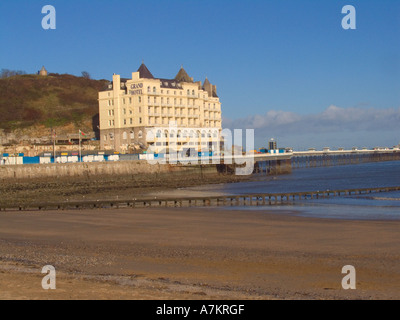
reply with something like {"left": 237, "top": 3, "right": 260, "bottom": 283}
{"left": 123, "top": 98, "right": 126, "bottom": 104}
{"left": 112, "top": 110, "right": 114, "bottom": 116}
{"left": 139, "top": 107, "right": 142, "bottom": 113}
{"left": 138, "top": 96, "right": 141, "bottom": 103}
{"left": 112, "top": 120, "right": 115, "bottom": 126}
{"left": 161, "top": 90, "right": 163, "bottom": 94}
{"left": 161, "top": 97, "right": 164, "bottom": 104}
{"left": 174, "top": 91, "right": 176, "bottom": 95}
{"left": 187, "top": 90, "right": 190, "bottom": 95}
{"left": 129, "top": 97, "right": 132, "bottom": 104}
{"left": 124, "top": 119, "right": 126, "bottom": 125}
{"left": 167, "top": 90, "right": 169, "bottom": 94}
{"left": 139, "top": 117, "right": 142, "bottom": 124}
{"left": 174, "top": 98, "right": 176, "bottom": 105}
{"left": 108, "top": 110, "right": 111, "bottom": 116}
{"left": 153, "top": 87, "right": 156, "bottom": 93}
{"left": 192, "top": 90, "right": 195, "bottom": 95}
{"left": 108, "top": 100, "right": 111, "bottom": 106}
{"left": 167, "top": 98, "right": 169, "bottom": 104}
{"left": 180, "top": 98, "right": 182, "bottom": 104}
{"left": 138, "top": 131, "right": 143, "bottom": 138}
{"left": 147, "top": 86, "right": 150, "bottom": 93}
{"left": 130, "top": 110, "right": 133, "bottom": 115}
{"left": 123, "top": 108, "right": 126, "bottom": 115}
{"left": 130, "top": 118, "right": 133, "bottom": 125}
{"left": 130, "top": 131, "right": 134, "bottom": 139}
{"left": 148, "top": 97, "right": 150, "bottom": 103}
{"left": 123, "top": 132, "right": 127, "bottom": 140}
{"left": 108, "top": 120, "right": 111, "bottom": 126}
{"left": 104, "top": 135, "right": 107, "bottom": 141}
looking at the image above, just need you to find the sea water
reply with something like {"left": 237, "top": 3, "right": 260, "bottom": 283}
{"left": 194, "top": 161, "right": 400, "bottom": 220}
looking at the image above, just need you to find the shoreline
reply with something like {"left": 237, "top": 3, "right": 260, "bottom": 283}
{"left": 1, "top": 207, "right": 400, "bottom": 300}
{"left": 0, "top": 172, "right": 251, "bottom": 207}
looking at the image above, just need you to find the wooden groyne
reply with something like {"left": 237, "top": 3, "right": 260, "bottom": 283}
{"left": 1, "top": 186, "right": 400, "bottom": 212}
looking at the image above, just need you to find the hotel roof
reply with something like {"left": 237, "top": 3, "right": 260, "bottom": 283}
{"left": 137, "top": 63, "right": 155, "bottom": 79}
{"left": 174, "top": 66, "right": 193, "bottom": 83}
{"left": 104, "top": 63, "right": 217, "bottom": 95}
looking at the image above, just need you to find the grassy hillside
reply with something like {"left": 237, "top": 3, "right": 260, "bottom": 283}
{"left": 0, "top": 73, "right": 108, "bottom": 132}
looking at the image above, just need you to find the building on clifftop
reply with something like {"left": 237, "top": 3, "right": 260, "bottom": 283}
{"left": 38, "top": 66, "right": 48, "bottom": 76}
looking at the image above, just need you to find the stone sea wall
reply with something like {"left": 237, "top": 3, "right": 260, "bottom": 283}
{"left": 0, "top": 160, "right": 218, "bottom": 181}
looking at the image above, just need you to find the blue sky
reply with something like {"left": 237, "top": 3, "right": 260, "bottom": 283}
{"left": 1, "top": 0, "right": 399, "bottom": 149}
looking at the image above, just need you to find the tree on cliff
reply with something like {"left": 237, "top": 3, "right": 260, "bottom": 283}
{"left": 1, "top": 69, "right": 26, "bottom": 78}
{"left": 81, "top": 71, "right": 91, "bottom": 79}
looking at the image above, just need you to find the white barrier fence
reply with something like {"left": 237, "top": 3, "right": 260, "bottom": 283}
{"left": 1, "top": 155, "right": 120, "bottom": 166}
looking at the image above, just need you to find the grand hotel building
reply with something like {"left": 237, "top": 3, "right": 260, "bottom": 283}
{"left": 99, "top": 63, "right": 222, "bottom": 154}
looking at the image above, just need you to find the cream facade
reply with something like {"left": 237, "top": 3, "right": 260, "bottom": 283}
{"left": 99, "top": 63, "right": 222, "bottom": 154}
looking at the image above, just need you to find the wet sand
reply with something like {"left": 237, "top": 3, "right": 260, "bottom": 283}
{"left": 0, "top": 207, "right": 399, "bottom": 300}
{"left": 0, "top": 174, "right": 248, "bottom": 207}
{"left": 0, "top": 208, "right": 400, "bottom": 299}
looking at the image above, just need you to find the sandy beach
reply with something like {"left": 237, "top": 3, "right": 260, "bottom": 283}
{"left": 1, "top": 206, "right": 399, "bottom": 300}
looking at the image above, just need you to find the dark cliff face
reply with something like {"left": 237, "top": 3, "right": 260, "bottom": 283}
{"left": 0, "top": 73, "right": 108, "bottom": 131}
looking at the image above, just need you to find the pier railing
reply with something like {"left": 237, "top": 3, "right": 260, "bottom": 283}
{"left": 1, "top": 186, "right": 400, "bottom": 212}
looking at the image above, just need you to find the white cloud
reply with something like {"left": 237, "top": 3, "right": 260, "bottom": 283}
{"left": 223, "top": 105, "right": 400, "bottom": 149}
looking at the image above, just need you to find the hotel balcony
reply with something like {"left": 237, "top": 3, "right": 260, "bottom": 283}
{"left": 147, "top": 101, "right": 160, "bottom": 107}
{"left": 147, "top": 91, "right": 160, "bottom": 96}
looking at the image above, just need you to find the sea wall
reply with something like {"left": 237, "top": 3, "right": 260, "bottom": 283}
{"left": 0, "top": 160, "right": 218, "bottom": 181}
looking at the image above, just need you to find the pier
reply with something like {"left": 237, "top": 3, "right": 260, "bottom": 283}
{"left": 251, "top": 148, "right": 400, "bottom": 174}
{"left": 291, "top": 149, "right": 400, "bottom": 168}
{"left": 1, "top": 186, "right": 400, "bottom": 212}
